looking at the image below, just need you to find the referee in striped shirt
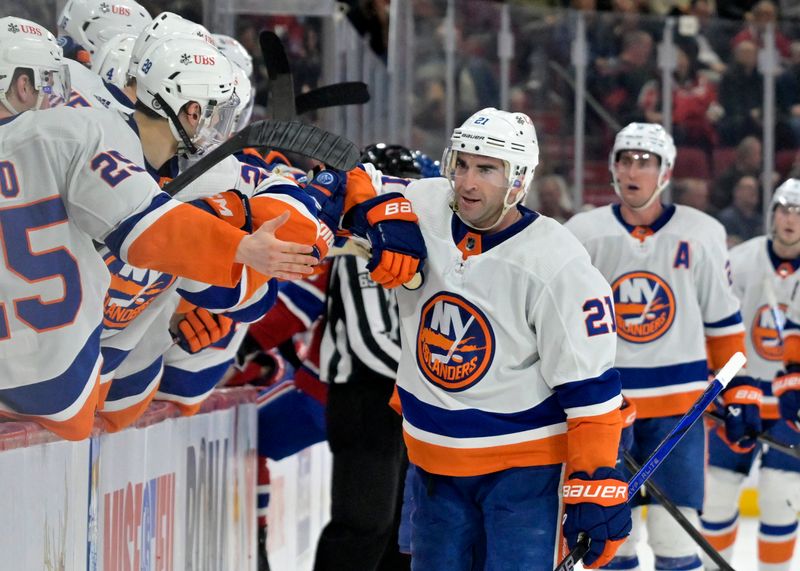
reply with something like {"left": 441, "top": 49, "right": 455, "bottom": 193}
{"left": 313, "top": 145, "right": 425, "bottom": 571}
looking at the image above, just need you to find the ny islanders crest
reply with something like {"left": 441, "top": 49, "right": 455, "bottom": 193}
{"left": 611, "top": 271, "right": 676, "bottom": 343}
{"left": 416, "top": 292, "right": 495, "bottom": 391}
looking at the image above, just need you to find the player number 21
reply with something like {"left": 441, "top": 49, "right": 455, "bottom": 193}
{"left": 583, "top": 296, "right": 617, "bottom": 337}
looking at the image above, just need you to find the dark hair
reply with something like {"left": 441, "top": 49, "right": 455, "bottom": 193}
{"left": 10, "top": 67, "right": 34, "bottom": 86}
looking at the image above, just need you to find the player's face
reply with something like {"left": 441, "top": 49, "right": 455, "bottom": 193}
{"left": 773, "top": 204, "right": 800, "bottom": 247}
{"left": 614, "top": 150, "right": 661, "bottom": 209}
{"left": 452, "top": 153, "right": 514, "bottom": 228}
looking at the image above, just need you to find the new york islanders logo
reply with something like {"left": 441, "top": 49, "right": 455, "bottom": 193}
{"left": 752, "top": 303, "right": 787, "bottom": 360}
{"left": 611, "top": 271, "right": 676, "bottom": 343}
{"left": 416, "top": 292, "right": 495, "bottom": 391}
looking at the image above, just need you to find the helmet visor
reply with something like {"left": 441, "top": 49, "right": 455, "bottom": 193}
{"left": 193, "top": 91, "right": 240, "bottom": 150}
{"left": 40, "top": 64, "right": 71, "bottom": 108}
{"left": 441, "top": 148, "right": 513, "bottom": 189}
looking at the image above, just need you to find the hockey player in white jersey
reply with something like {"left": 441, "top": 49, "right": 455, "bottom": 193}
{"left": 565, "top": 123, "right": 758, "bottom": 571}
{"left": 377, "top": 108, "right": 629, "bottom": 570}
{"left": 56, "top": 0, "right": 151, "bottom": 111}
{"left": 714, "top": 180, "right": 800, "bottom": 570}
{"left": 57, "top": 0, "right": 151, "bottom": 66}
{"left": 0, "top": 17, "right": 319, "bottom": 440}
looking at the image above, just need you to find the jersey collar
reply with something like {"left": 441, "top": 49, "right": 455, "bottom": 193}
{"left": 767, "top": 238, "right": 800, "bottom": 276}
{"left": 0, "top": 113, "right": 22, "bottom": 126}
{"left": 612, "top": 203, "right": 676, "bottom": 236}
{"left": 451, "top": 205, "right": 539, "bottom": 259}
{"left": 103, "top": 81, "right": 135, "bottom": 110}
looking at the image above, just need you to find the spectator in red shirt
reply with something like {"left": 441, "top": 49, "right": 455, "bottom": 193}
{"left": 731, "top": 0, "right": 791, "bottom": 58}
{"left": 638, "top": 36, "right": 718, "bottom": 149}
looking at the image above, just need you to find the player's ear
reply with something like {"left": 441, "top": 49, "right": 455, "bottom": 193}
{"left": 11, "top": 71, "right": 35, "bottom": 108}
{"left": 183, "top": 102, "right": 201, "bottom": 127}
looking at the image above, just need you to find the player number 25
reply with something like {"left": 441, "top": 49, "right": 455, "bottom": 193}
{"left": 583, "top": 296, "right": 617, "bottom": 337}
{"left": 0, "top": 196, "right": 81, "bottom": 340}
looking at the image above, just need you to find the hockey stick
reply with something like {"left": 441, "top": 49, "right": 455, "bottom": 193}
{"left": 295, "top": 82, "right": 370, "bottom": 115}
{"left": 163, "top": 120, "right": 360, "bottom": 197}
{"left": 621, "top": 451, "right": 735, "bottom": 571}
{"left": 261, "top": 30, "right": 296, "bottom": 121}
{"left": 329, "top": 237, "right": 423, "bottom": 290}
{"left": 553, "top": 352, "right": 747, "bottom": 571}
{"left": 261, "top": 31, "right": 370, "bottom": 118}
{"left": 705, "top": 410, "right": 800, "bottom": 459}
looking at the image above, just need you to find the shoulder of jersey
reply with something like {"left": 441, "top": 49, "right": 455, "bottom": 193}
{"left": 671, "top": 204, "right": 726, "bottom": 243}
{"left": 729, "top": 234, "right": 766, "bottom": 266}
{"left": 562, "top": 204, "right": 615, "bottom": 241}
{"left": 19, "top": 105, "right": 111, "bottom": 140}
{"left": 517, "top": 214, "right": 595, "bottom": 281}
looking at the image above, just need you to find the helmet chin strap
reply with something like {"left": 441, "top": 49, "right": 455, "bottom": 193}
{"left": 0, "top": 92, "right": 19, "bottom": 115}
{"left": 155, "top": 93, "right": 198, "bottom": 155}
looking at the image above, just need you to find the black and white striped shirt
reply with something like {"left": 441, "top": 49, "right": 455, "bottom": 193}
{"left": 320, "top": 255, "right": 401, "bottom": 383}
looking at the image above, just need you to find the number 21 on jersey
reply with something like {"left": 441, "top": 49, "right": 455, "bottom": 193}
{"left": 583, "top": 296, "right": 616, "bottom": 337}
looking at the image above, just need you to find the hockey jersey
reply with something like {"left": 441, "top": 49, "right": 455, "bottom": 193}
{"left": 729, "top": 236, "right": 799, "bottom": 419}
{"left": 62, "top": 58, "right": 134, "bottom": 112}
{"left": 0, "top": 106, "right": 247, "bottom": 436}
{"left": 565, "top": 204, "right": 745, "bottom": 418}
{"left": 394, "top": 178, "right": 622, "bottom": 478}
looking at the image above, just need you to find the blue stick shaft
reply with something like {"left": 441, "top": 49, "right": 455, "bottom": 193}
{"left": 552, "top": 353, "right": 745, "bottom": 571}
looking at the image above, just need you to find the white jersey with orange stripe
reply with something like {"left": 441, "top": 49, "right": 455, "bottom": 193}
{"left": 0, "top": 105, "right": 242, "bottom": 396}
{"left": 565, "top": 203, "right": 745, "bottom": 419}
{"left": 729, "top": 236, "right": 800, "bottom": 419}
{"left": 393, "top": 178, "right": 621, "bottom": 478}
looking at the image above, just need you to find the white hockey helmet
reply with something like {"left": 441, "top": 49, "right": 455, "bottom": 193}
{"left": 213, "top": 33, "right": 253, "bottom": 78}
{"left": 57, "top": 0, "right": 151, "bottom": 60}
{"left": 127, "top": 12, "right": 214, "bottom": 82}
{"left": 0, "top": 17, "right": 71, "bottom": 113}
{"left": 231, "top": 65, "right": 254, "bottom": 134}
{"left": 441, "top": 107, "right": 539, "bottom": 230}
{"left": 772, "top": 178, "right": 800, "bottom": 212}
{"left": 91, "top": 32, "right": 135, "bottom": 88}
{"left": 610, "top": 122, "right": 676, "bottom": 210}
{"left": 136, "top": 36, "right": 238, "bottom": 154}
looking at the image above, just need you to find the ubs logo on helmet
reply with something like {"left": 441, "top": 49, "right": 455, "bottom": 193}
{"left": 611, "top": 271, "right": 676, "bottom": 343}
{"left": 752, "top": 303, "right": 787, "bottom": 361}
{"left": 416, "top": 292, "right": 495, "bottom": 391}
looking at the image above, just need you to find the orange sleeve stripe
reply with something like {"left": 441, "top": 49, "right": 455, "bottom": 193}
{"left": 759, "top": 538, "right": 797, "bottom": 564}
{"left": 263, "top": 150, "right": 290, "bottom": 166}
{"left": 706, "top": 332, "right": 746, "bottom": 371}
{"left": 173, "top": 402, "right": 203, "bottom": 417}
{"left": 343, "top": 167, "right": 379, "bottom": 214}
{"left": 762, "top": 401, "right": 780, "bottom": 420}
{"left": 4, "top": 374, "right": 101, "bottom": 441}
{"left": 127, "top": 203, "right": 245, "bottom": 288}
{"left": 388, "top": 385, "right": 402, "bottom": 415}
{"left": 627, "top": 390, "right": 705, "bottom": 419}
{"left": 565, "top": 409, "right": 622, "bottom": 476}
{"left": 175, "top": 298, "right": 196, "bottom": 314}
{"left": 403, "top": 430, "right": 567, "bottom": 477}
{"left": 250, "top": 196, "right": 319, "bottom": 247}
{"left": 784, "top": 335, "right": 800, "bottom": 366}
{"left": 242, "top": 266, "right": 271, "bottom": 302}
{"left": 97, "top": 387, "right": 158, "bottom": 433}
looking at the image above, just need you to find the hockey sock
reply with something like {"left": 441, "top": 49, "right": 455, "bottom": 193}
{"left": 700, "top": 511, "right": 739, "bottom": 564}
{"left": 758, "top": 521, "right": 798, "bottom": 571}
